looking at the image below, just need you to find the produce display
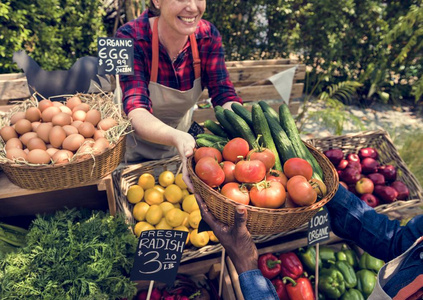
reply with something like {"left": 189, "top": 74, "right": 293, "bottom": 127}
{"left": 0, "top": 94, "right": 130, "bottom": 165}
{"left": 193, "top": 102, "right": 329, "bottom": 209}
{"left": 323, "top": 147, "right": 410, "bottom": 207}
{"left": 257, "top": 243, "right": 384, "bottom": 299}
{"left": 126, "top": 169, "right": 219, "bottom": 248}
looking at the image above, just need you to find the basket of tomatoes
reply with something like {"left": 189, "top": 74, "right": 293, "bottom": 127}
{"left": 187, "top": 137, "right": 339, "bottom": 235}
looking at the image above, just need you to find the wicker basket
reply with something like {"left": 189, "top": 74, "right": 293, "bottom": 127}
{"left": 187, "top": 143, "right": 339, "bottom": 235}
{"left": 113, "top": 156, "right": 312, "bottom": 263}
{"left": 2, "top": 136, "right": 126, "bottom": 190}
{"left": 307, "top": 129, "right": 423, "bottom": 219}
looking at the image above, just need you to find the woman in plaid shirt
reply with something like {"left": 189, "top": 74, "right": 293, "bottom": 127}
{"left": 116, "top": 0, "right": 242, "bottom": 188}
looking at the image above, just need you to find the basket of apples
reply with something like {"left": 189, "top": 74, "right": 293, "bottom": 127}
{"left": 307, "top": 130, "right": 423, "bottom": 218}
{"left": 187, "top": 137, "right": 339, "bottom": 235}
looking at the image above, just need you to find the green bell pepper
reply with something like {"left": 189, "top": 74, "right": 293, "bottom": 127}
{"left": 358, "top": 252, "right": 384, "bottom": 273}
{"left": 336, "top": 244, "right": 359, "bottom": 268}
{"left": 341, "top": 288, "right": 365, "bottom": 300}
{"left": 298, "top": 246, "right": 322, "bottom": 274}
{"left": 318, "top": 268, "right": 346, "bottom": 299}
{"left": 333, "top": 260, "right": 357, "bottom": 288}
{"left": 320, "top": 246, "right": 336, "bottom": 262}
{"left": 356, "top": 269, "right": 377, "bottom": 298}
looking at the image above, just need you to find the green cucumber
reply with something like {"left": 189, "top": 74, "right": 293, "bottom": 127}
{"left": 231, "top": 103, "right": 254, "bottom": 129}
{"left": 196, "top": 133, "right": 228, "bottom": 143}
{"left": 214, "top": 106, "right": 239, "bottom": 138}
{"left": 196, "top": 138, "right": 226, "bottom": 152}
{"left": 203, "top": 120, "right": 228, "bottom": 138}
{"left": 251, "top": 103, "right": 282, "bottom": 171}
{"left": 223, "top": 109, "right": 258, "bottom": 149}
{"left": 279, "top": 103, "right": 323, "bottom": 180}
{"left": 258, "top": 101, "right": 279, "bottom": 123}
{"left": 264, "top": 111, "right": 297, "bottom": 165}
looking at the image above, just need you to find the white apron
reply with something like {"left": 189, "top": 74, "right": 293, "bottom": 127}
{"left": 125, "top": 17, "right": 202, "bottom": 162}
{"left": 368, "top": 237, "right": 423, "bottom": 300}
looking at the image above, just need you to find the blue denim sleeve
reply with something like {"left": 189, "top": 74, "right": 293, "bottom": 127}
{"left": 326, "top": 184, "right": 423, "bottom": 261}
{"left": 239, "top": 269, "right": 279, "bottom": 300}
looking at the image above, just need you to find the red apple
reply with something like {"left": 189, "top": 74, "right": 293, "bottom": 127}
{"left": 340, "top": 166, "right": 361, "bottom": 184}
{"left": 337, "top": 159, "right": 349, "bottom": 170}
{"left": 339, "top": 181, "right": 348, "bottom": 189}
{"left": 358, "top": 147, "right": 379, "bottom": 160}
{"left": 361, "top": 157, "right": 379, "bottom": 174}
{"left": 348, "top": 184, "right": 359, "bottom": 195}
{"left": 367, "top": 173, "right": 386, "bottom": 186}
{"left": 360, "top": 193, "right": 380, "bottom": 208}
{"left": 374, "top": 185, "right": 398, "bottom": 203}
{"left": 324, "top": 148, "right": 345, "bottom": 166}
{"left": 348, "top": 160, "right": 362, "bottom": 173}
{"left": 378, "top": 165, "right": 397, "bottom": 182}
{"left": 346, "top": 153, "right": 360, "bottom": 163}
{"left": 355, "top": 178, "right": 374, "bottom": 194}
{"left": 390, "top": 181, "right": 409, "bottom": 200}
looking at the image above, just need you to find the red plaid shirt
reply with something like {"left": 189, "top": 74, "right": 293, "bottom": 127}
{"left": 116, "top": 10, "right": 242, "bottom": 115}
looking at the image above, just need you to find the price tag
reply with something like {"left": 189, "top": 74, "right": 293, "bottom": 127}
{"left": 97, "top": 37, "right": 134, "bottom": 75}
{"left": 188, "top": 121, "right": 205, "bottom": 138}
{"left": 130, "top": 230, "right": 188, "bottom": 286}
{"left": 307, "top": 206, "right": 331, "bottom": 246}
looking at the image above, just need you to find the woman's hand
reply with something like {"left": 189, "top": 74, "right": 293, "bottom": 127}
{"left": 173, "top": 131, "right": 196, "bottom": 192}
{"left": 195, "top": 193, "right": 258, "bottom": 274}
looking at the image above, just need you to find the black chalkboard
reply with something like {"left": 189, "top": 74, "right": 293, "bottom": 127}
{"left": 307, "top": 206, "right": 331, "bottom": 246}
{"left": 188, "top": 121, "right": 205, "bottom": 138}
{"left": 130, "top": 230, "right": 188, "bottom": 286}
{"left": 97, "top": 37, "right": 134, "bottom": 75}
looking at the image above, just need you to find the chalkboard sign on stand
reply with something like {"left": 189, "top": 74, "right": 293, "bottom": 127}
{"left": 130, "top": 230, "right": 188, "bottom": 287}
{"left": 97, "top": 37, "right": 134, "bottom": 75}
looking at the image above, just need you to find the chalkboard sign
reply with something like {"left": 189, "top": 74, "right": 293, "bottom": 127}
{"left": 97, "top": 37, "right": 134, "bottom": 75}
{"left": 307, "top": 206, "right": 331, "bottom": 246}
{"left": 130, "top": 230, "right": 188, "bottom": 286}
{"left": 188, "top": 121, "right": 204, "bottom": 138}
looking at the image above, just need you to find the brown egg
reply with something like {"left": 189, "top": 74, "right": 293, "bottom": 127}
{"left": 52, "top": 112, "right": 72, "bottom": 126}
{"left": 41, "top": 106, "right": 61, "bottom": 122}
{"left": 5, "top": 138, "right": 23, "bottom": 150}
{"left": 27, "top": 149, "right": 51, "bottom": 164}
{"left": 72, "top": 103, "right": 91, "bottom": 113}
{"left": 62, "top": 125, "right": 79, "bottom": 136}
{"left": 25, "top": 107, "right": 42, "bottom": 122}
{"left": 27, "top": 137, "right": 47, "bottom": 151}
{"left": 49, "top": 126, "right": 67, "bottom": 148}
{"left": 66, "top": 96, "right": 82, "bottom": 110}
{"left": 78, "top": 122, "right": 95, "bottom": 138}
{"left": 59, "top": 105, "right": 73, "bottom": 115}
{"left": 31, "top": 121, "right": 41, "bottom": 131}
{"left": 10, "top": 111, "right": 26, "bottom": 125}
{"left": 52, "top": 101, "right": 64, "bottom": 107}
{"left": 0, "top": 126, "right": 18, "bottom": 142}
{"left": 78, "top": 140, "right": 94, "bottom": 153}
{"left": 20, "top": 132, "right": 38, "bottom": 146}
{"left": 92, "top": 137, "right": 110, "bottom": 154}
{"left": 6, "top": 148, "right": 27, "bottom": 161}
{"left": 24, "top": 148, "right": 29, "bottom": 154}
{"left": 93, "top": 130, "right": 105, "bottom": 140}
{"left": 38, "top": 99, "right": 54, "bottom": 112}
{"left": 97, "top": 117, "right": 117, "bottom": 131}
{"left": 72, "top": 110, "right": 86, "bottom": 122}
{"left": 14, "top": 119, "right": 32, "bottom": 135}
{"left": 71, "top": 120, "right": 83, "bottom": 129}
{"left": 46, "top": 147, "right": 59, "bottom": 157}
{"left": 85, "top": 109, "right": 101, "bottom": 126}
{"left": 62, "top": 133, "right": 85, "bottom": 151}
{"left": 36, "top": 123, "right": 53, "bottom": 143}
{"left": 52, "top": 149, "right": 74, "bottom": 164}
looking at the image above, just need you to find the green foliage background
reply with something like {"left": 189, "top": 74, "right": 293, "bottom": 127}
{"left": 1, "top": 0, "right": 422, "bottom": 102}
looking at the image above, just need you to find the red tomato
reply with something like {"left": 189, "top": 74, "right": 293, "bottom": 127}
{"left": 194, "top": 147, "right": 222, "bottom": 163}
{"left": 234, "top": 159, "right": 267, "bottom": 183}
{"left": 284, "top": 193, "right": 299, "bottom": 208}
{"left": 266, "top": 169, "right": 288, "bottom": 188}
{"left": 221, "top": 161, "right": 237, "bottom": 184}
{"left": 195, "top": 156, "right": 225, "bottom": 187}
{"left": 221, "top": 182, "right": 250, "bottom": 205}
{"left": 283, "top": 158, "right": 313, "bottom": 180}
{"left": 247, "top": 148, "right": 276, "bottom": 171}
{"left": 250, "top": 181, "right": 286, "bottom": 208}
{"left": 286, "top": 175, "right": 317, "bottom": 206}
{"left": 222, "top": 138, "right": 250, "bottom": 163}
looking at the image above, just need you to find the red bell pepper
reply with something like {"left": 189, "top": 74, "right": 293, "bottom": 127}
{"left": 271, "top": 279, "right": 290, "bottom": 300}
{"left": 279, "top": 252, "right": 304, "bottom": 279}
{"left": 258, "top": 253, "right": 282, "bottom": 280}
{"left": 283, "top": 277, "right": 314, "bottom": 300}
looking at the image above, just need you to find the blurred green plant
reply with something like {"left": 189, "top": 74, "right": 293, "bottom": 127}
{"left": 397, "top": 131, "right": 423, "bottom": 187}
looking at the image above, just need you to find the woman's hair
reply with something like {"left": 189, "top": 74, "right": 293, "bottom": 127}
{"left": 149, "top": 0, "right": 160, "bottom": 16}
